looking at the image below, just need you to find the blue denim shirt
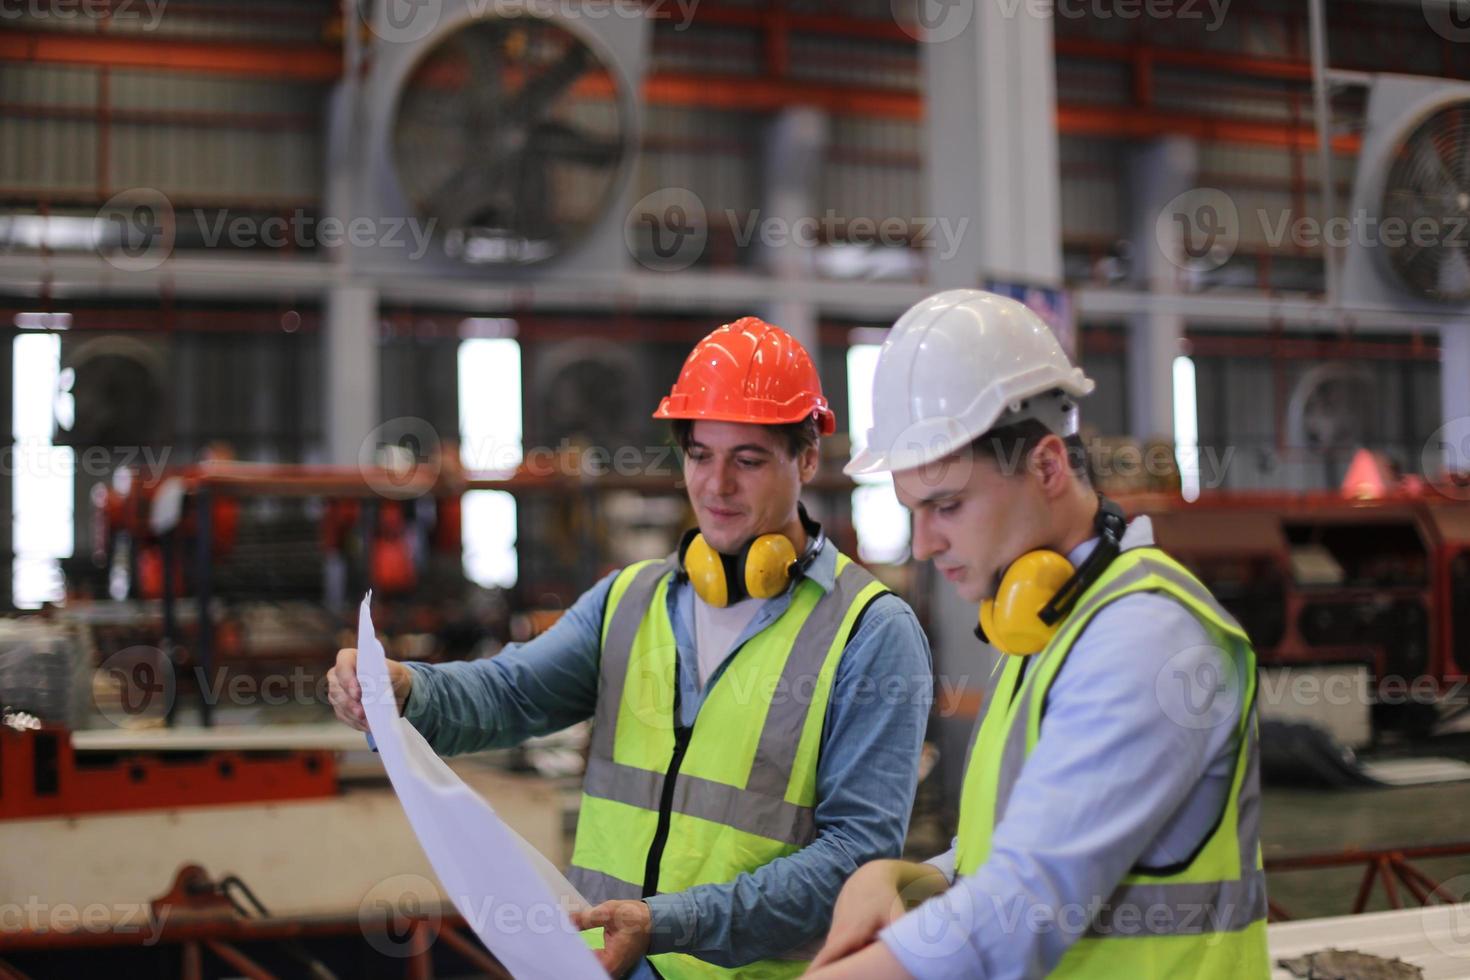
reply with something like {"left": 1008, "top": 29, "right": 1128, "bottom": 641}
{"left": 402, "top": 540, "right": 933, "bottom": 967}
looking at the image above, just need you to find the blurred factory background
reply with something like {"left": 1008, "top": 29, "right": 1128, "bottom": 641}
{"left": 4, "top": 0, "right": 1470, "bottom": 976}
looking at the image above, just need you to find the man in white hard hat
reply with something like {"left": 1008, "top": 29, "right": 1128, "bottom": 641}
{"left": 806, "top": 290, "right": 1269, "bottom": 978}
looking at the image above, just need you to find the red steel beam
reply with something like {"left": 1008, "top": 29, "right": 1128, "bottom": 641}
{"left": 1057, "top": 103, "right": 1361, "bottom": 154}
{"left": 0, "top": 102, "right": 317, "bottom": 131}
{"left": 642, "top": 71, "right": 920, "bottom": 119}
{"left": 1055, "top": 36, "right": 1312, "bottom": 82}
{"left": 0, "top": 31, "right": 1362, "bottom": 149}
{"left": 0, "top": 30, "right": 340, "bottom": 82}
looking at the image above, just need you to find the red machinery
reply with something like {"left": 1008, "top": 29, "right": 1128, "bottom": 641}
{"left": 0, "top": 725, "right": 336, "bottom": 820}
{"left": 1128, "top": 489, "right": 1470, "bottom": 723}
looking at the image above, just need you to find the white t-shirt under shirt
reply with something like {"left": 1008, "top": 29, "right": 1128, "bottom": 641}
{"left": 692, "top": 593, "right": 764, "bottom": 688}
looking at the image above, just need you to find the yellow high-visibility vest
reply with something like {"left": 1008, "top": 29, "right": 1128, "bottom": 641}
{"left": 956, "top": 547, "right": 1270, "bottom": 978}
{"left": 569, "top": 553, "right": 888, "bottom": 978}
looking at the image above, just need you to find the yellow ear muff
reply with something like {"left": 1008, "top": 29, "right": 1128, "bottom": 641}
{"left": 742, "top": 533, "right": 799, "bottom": 600}
{"left": 985, "top": 550, "right": 1077, "bottom": 656}
{"left": 978, "top": 599, "right": 1009, "bottom": 656}
{"left": 683, "top": 533, "right": 730, "bottom": 608}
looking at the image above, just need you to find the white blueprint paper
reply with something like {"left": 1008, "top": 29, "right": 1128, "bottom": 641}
{"left": 356, "top": 594, "right": 604, "bottom": 979}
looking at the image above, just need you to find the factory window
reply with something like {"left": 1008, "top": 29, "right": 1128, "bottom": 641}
{"left": 458, "top": 335, "right": 522, "bottom": 588}
{"left": 12, "top": 331, "right": 73, "bottom": 607}
{"left": 1173, "top": 355, "right": 1201, "bottom": 502}
{"left": 847, "top": 341, "right": 910, "bottom": 565}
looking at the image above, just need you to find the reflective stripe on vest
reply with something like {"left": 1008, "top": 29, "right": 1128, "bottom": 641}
{"left": 955, "top": 547, "right": 1269, "bottom": 977}
{"left": 569, "top": 554, "right": 887, "bottom": 978}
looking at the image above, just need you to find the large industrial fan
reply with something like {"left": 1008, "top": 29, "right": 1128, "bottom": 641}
{"left": 1378, "top": 105, "right": 1470, "bottom": 301}
{"left": 528, "top": 339, "right": 646, "bottom": 450}
{"left": 1285, "top": 362, "right": 1378, "bottom": 456}
{"left": 343, "top": 1, "right": 648, "bottom": 278}
{"left": 1343, "top": 76, "right": 1470, "bottom": 311}
{"left": 54, "top": 336, "right": 168, "bottom": 449}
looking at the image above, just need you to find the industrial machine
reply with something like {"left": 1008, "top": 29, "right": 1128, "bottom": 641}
{"left": 1135, "top": 485, "right": 1470, "bottom": 739}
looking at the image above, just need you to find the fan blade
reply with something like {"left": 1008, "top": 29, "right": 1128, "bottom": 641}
{"left": 1406, "top": 132, "right": 1461, "bottom": 199}
{"left": 1438, "top": 240, "right": 1470, "bottom": 298}
{"left": 456, "top": 25, "right": 508, "bottom": 134}
{"left": 505, "top": 43, "right": 590, "bottom": 126}
{"left": 527, "top": 121, "right": 622, "bottom": 165}
{"left": 1431, "top": 117, "right": 1463, "bottom": 191}
{"left": 423, "top": 159, "right": 510, "bottom": 231}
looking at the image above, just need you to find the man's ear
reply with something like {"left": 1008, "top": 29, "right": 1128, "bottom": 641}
{"left": 1032, "top": 434, "right": 1073, "bottom": 498}
{"left": 797, "top": 443, "right": 821, "bottom": 483}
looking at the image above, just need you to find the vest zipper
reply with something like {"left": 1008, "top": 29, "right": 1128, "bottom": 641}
{"left": 641, "top": 723, "right": 693, "bottom": 898}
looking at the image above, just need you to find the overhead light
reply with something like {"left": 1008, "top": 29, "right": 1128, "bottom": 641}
{"left": 0, "top": 215, "right": 100, "bottom": 251}
{"left": 460, "top": 317, "right": 518, "bottom": 338}
{"left": 14, "top": 312, "right": 72, "bottom": 331}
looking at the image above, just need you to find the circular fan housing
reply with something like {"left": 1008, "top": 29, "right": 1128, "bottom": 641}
{"left": 392, "top": 16, "right": 630, "bottom": 266}
{"left": 1381, "top": 103, "right": 1470, "bottom": 302}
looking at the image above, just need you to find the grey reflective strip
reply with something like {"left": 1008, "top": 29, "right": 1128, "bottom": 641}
{"left": 583, "top": 756, "right": 662, "bottom": 809}
{"left": 583, "top": 757, "right": 815, "bottom": 846}
{"left": 745, "top": 561, "right": 880, "bottom": 800}
{"left": 1235, "top": 714, "right": 1262, "bottom": 875}
{"left": 567, "top": 865, "right": 643, "bottom": 903}
{"left": 1131, "top": 553, "right": 1248, "bottom": 637}
{"left": 1087, "top": 869, "right": 1268, "bottom": 937}
{"left": 590, "top": 560, "right": 675, "bottom": 761}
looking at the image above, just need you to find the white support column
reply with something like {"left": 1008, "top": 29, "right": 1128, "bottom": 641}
{"left": 325, "top": 282, "right": 378, "bottom": 465}
{"left": 1126, "top": 316, "right": 1184, "bottom": 444}
{"left": 1441, "top": 321, "right": 1470, "bottom": 472}
{"left": 759, "top": 107, "right": 827, "bottom": 353}
{"left": 1127, "top": 136, "right": 1199, "bottom": 442}
{"left": 923, "top": 1, "right": 1061, "bottom": 288}
{"left": 323, "top": 5, "right": 377, "bottom": 469}
{"left": 917, "top": 2, "right": 1064, "bottom": 800}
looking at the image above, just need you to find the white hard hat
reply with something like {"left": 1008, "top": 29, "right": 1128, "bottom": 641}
{"left": 845, "top": 289, "right": 1095, "bottom": 476}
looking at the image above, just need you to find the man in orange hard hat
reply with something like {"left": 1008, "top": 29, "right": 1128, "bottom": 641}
{"left": 329, "top": 317, "right": 933, "bottom": 978}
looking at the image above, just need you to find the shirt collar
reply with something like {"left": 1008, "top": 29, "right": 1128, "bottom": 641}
{"left": 1065, "top": 514, "right": 1154, "bottom": 569}
{"left": 803, "top": 537, "right": 840, "bottom": 595}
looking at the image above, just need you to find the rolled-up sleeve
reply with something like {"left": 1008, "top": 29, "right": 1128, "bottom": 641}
{"left": 645, "top": 593, "right": 934, "bottom": 964}
{"left": 880, "top": 592, "right": 1244, "bottom": 980}
{"left": 401, "top": 571, "right": 618, "bottom": 756}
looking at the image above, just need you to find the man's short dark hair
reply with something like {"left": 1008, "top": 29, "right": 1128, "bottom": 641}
{"left": 671, "top": 413, "right": 822, "bottom": 459}
{"left": 970, "top": 418, "right": 1090, "bottom": 482}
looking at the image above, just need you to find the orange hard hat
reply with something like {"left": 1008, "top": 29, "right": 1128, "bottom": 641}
{"left": 653, "top": 317, "right": 837, "bottom": 434}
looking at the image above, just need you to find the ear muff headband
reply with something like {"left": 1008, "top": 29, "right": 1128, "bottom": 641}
{"left": 975, "top": 495, "right": 1127, "bottom": 656}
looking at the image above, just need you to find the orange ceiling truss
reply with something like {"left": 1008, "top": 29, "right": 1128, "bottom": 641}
{"left": 0, "top": 21, "right": 1362, "bottom": 154}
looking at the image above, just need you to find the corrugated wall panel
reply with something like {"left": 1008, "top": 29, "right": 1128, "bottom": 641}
{"left": 0, "top": 118, "right": 97, "bottom": 192}
{"left": 0, "top": 64, "right": 97, "bottom": 106}
{"left": 1056, "top": 61, "right": 1129, "bottom": 107}
{"left": 650, "top": 23, "right": 761, "bottom": 76}
{"left": 1059, "top": 136, "right": 1122, "bottom": 243}
{"left": 15, "top": 1, "right": 331, "bottom": 43}
{"left": 820, "top": 117, "right": 920, "bottom": 223}
{"left": 787, "top": 36, "right": 916, "bottom": 90}
{"left": 638, "top": 106, "right": 759, "bottom": 217}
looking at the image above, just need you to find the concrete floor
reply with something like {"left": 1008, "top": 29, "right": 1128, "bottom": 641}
{"left": 1263, "top": 781, "right": 1470, "bottom": 920}
{"left": 1263, "top": 730, "right": 1470, "bottom": 921}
